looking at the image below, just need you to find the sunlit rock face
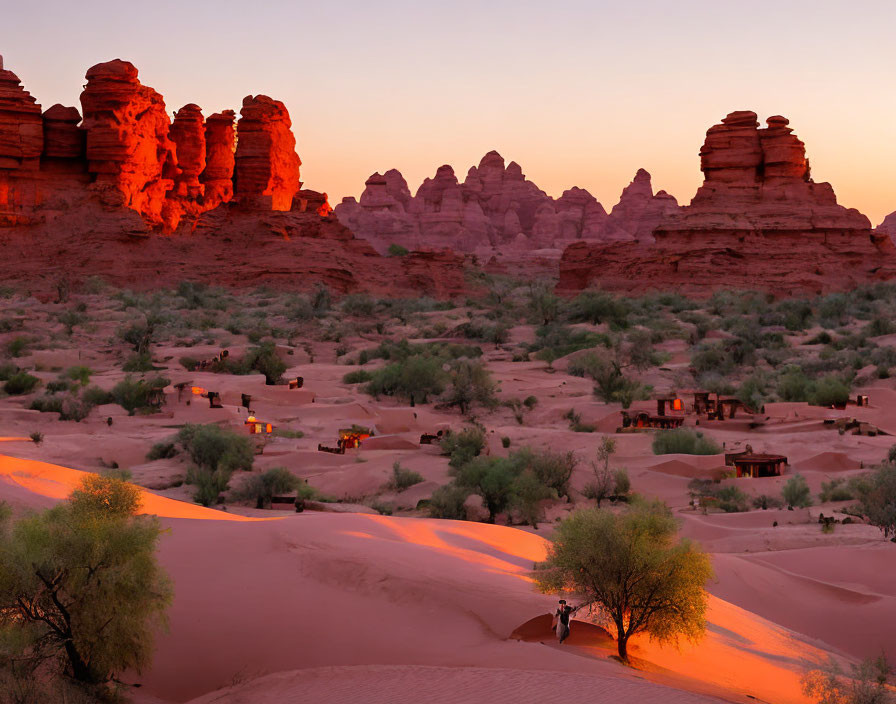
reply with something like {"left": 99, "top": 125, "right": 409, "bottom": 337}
{"left": 335, "top": 151, "right": 674, "bottom": 255}
{"left": 0, "top": 56, "right": 467, "bottom": 299}
{"left": 234, "top": 95, "right": 301, "bottom": 212}
{"left": 80, "top": 59, "right": 178, "bottom": 225}
{"left": 557, "top": 111, "right": 895, "bottom": 297}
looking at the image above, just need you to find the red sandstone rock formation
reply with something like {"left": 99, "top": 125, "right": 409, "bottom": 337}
{"left": 201, "top": 110, "right": 235, "bottom": 209}
{"left": 335, "top": 152, "right": 678, "bottom": 258}
{"left": 558, "top": 111, "right": 895, "bottom": 297}
{"left": 601, "top": 169, "right": 679, "bottom": 242}
{"left": 877, "top": 212, "right": 896, "bottom": 246}
{"left": 0, "top": 56, "right": 465, "bottom": 298}
{"left": 235, "top": 95, "right": 301, "bottom": 211}
{"left": 79, "top": 59, "right": 177, "bottom": 225}
{"left": 0, "top": 55, "right": 43, "bottom": 171}
{"left": 41, "top": 105, "right": 85, "bottom": 161}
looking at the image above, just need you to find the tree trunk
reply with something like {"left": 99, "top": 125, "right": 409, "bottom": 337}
{"left": 617, "top": 635, "right": 628, "bottom": 662}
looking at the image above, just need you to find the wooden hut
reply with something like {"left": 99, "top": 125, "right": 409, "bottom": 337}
{"left": 729, "top": 453, "right": 787, "bottom": 478}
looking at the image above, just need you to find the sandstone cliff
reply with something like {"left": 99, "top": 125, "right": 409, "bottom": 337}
{"left": 0, "top": 56, "right": 466, "bottom": 298}
{"left": 557, "top": 111, "right": 895, "bottom": 296}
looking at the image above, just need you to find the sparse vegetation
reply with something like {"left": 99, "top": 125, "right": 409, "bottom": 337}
{"left": 782, "top": 474, "right": 812, "bottom": 509}
{"left": 652, "top": 429, "right": 721, "bottom": 456}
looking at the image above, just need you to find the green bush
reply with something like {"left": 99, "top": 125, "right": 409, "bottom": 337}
{"left": 386, "top": 462, "right": 424, "bottom": 492}
{"left": 752, "top": 494, "right": 783, "bottom": 510}
{"left": 387, "top": 243, "right": 409, "bottom": 257}
{"left": 439, "top": 426, "right": 486, "bottom": 468}
{"left": 176, "top": 424, "right": 254, "bottom": 474}
{"left": 782, "top": 474, "right": 812, "bottom": 509}
{"left": 614, "top": 468, "right": 631, "bottom": 497}
{"left": 819, "top": 477, "right": 854, "bottom": 503}
{"left": 110, "top": 375, "right": 169, "bottom": 415}
{"left": 566, "top": 290, "right": 630, "bottom": 328}
{"left": 64, "top": 366, "right": 93, "bottom": 385}
{"left": 232, "top": 467, "right": 303, "bottom": 508}
{"left": 810, "top": 375, "right": 850, "bottom": 407}
{"left": 187, "top": 466, "right": 230, "bottom": 507}
{"left": 6, "top": 336, "right": 30, "bottom": 358}
{"left": 713, "top": 486, "right": 750, "bottom": 513}
{"left": 443, "top": 360, "right": 497, "bottom": 415}
{"left": 241, "top": 342, "right": 287, "bottom": 385}
{"left": 4, "top": 371, "right": 40, "bottom": 395}
{"left": 652, "top": 429, "right": 721, "bottom": 456}
{"left": 146, "top": 442, "right": 178, "bottom": 461}
{"left": 365, "top": 354, "right": 447, "bottom": 404}
{"left": 428, "top": 484, "right": 470, "bottom": 519}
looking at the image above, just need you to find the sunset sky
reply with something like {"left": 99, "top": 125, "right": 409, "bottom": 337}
{"left": 3, "top": 0, "right": 895, "bottom": 223}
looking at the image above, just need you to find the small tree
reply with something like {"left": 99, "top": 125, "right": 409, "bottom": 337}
{"left": 439, "top": 426, "right": 486, "bottom": 469}
{"left": 454, "top": 456, "right": 519, "bottom": 523}
{"left": 851, "top": 462, "right": 896, "bottom": 539}
{"left": 585, "top": 437, "right": 616, "bottom": 507}
{"left": 527, "top": 449, "right": 576, "bottom": 500}
{"left": 535, "top": 502, "right": 713, "bottom": 662}
{"left": 511, "top": 469, "right": 551, "bottom": 529}
{"left": 782, "top": 473, "right": 812, "bottom": 509}
{"left": 428, "top": 484, "right": 469, "bottom": 520}
{"left": 0, "top": 476, "right": 171, "bottom": 692}
{"left": 443, "top": 360, "right": 497, "bottom": 415}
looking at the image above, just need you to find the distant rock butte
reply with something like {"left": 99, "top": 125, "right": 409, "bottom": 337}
{"left": 0, "top": 56, "right": 465, "bottom": 297}
{"left": 557, "top": 111, "right": 895, "bottom": 296}
{"left": 877, "top": 211, "right": 896, "bottom": 245}
{"left": 335, "top": 151, "right": 675, "bottom": 255}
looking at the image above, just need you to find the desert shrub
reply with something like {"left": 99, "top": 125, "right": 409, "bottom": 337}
{"left": 501, "top": 436, "right": 511, "bottom": 448}
{"left": 311, "top": 283, "right": 331, "bottom": 316}
{"left": 737, "top": 370, "right": 772, "bottom": 411}
{"left": 690, "top": 342, "right": 735, "bottom": 376}
{"left": 386, "top": 462, "right": 424, "bottom": 492}
{"left": 782, "top": 474, "right": 812, "bottom": 509}
{"left": 566, "top": 290, "right": 630, "bottom": 328}
{"left": 0, "top": 362, "right": 17, "bottom": 381}
{"left": 176, "top": 424, "right": 254, "bottom": 474}
{"left": 614, "top": 468, "right": 631, "bottom": 497}
{"left": 45, "top": 379, "right": 71, "bottom": 394}
{"left": 82, "top": 385, "right": 113, "bottom": 407}
{"left": 365, "top": 354, "right": 447, "bottom": 404}
{"left": 810, "top": 375, "right": 851, "bottom": 407}
{"left": 187, "top": 466, "right": 230, "bottom": 507}
{"left": 272, "top": 428, "right": 304, "bottom": 439}
{"left": 64, "top": 366, "right": 93, "bottom": 385}
{"left": 428, "top": 484, "right": 470, "bottom": 520}
{"left": 819, "top": 477, "right": 854, "bottom": 503}
{"left": 6, "top": 336, "right": 30, "bottom": 358}
{"left": 752, "top": 494, "right": 784, "bottom": 510}
{"left": 232, "top": 467, "right": 303, "bottom": 508}
{"left": 29, "top": 431, "right": 43, "bottom": 445}
{"left": 535, "top": 501, "right": 713, "bottom": 662}
{"left": 801, "top": 655, "right": 894, "bottom": 704}
{"left": 652, "top": 429, "right": 721, "bottom": 456}
{"left": 110, "top": 375, "right": 169, "bottom": 415}
{"left": 439, "top": 426, "right": 486, "bottom": 468}
{"left": 713, "top": 485, "right": 750, "bottom": 513}
{"left": 341, "top": 294, "right": 377, "bottom": 316}
{"left": 387, "top": 243, "right": 409, "bottom": 257}
{"left": 777, "top": 365, "right": 814, "bottom": 402}
{"left": 29, "top": 395, "right": 64, "bottom": 414}
{"left": 563, "top": 408, "right": 596, "bottom": 432}
{"left": 583, "top": 437, "right": 616, "bottom": 506}
{"left": 3, "top": 371, "right": 39, "bottom": 395}
{"left": 146, "top": 441, "right": 178, "bottom": 461}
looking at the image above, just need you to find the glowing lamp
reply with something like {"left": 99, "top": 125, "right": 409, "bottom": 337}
{"left": 672, "top": 398, "right": 683, "bottom": 411}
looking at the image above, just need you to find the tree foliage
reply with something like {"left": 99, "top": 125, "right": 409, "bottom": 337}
{"left": 0, "top": 476, "right": 171, "bottom": 695}
{"left": 534, "top": 502, "right": 713, "bottom": 661}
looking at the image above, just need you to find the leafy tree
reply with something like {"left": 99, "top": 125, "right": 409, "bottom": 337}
{"left": 176, "top": 424, "right": 254, "bottom": 474}
{"left": 527, "top": 449, "right": 576, "bottom": 500}
{"left": 851, "top": 463, "right": 896, "bottom": 539}
{"left": 782, "top": 473, "right": 812, "bottom": 509}
{"left": 110, "top": 375, "right": 169, "bottom": 415}
{"left": 811, "top": 375, "right": 851, "bottom": 407}
{"left": 454, "top": 456, "right": 519, "bottom": 523}
{"left": 528, "top": 281, "right": 560, "bottom": 326}
{"left": 0, "top": 476, "right": 171, "bottom": 692}
{"left": 511, "top": 469, "right": 552, "bottom": 529}
{"left": 443, "top": 360, "right": 497, "bottom": 415}
{"left": 535, "top": 502, "right": 713, "bottom": 661}
{"left": 241, "top": 342, "right": 287, "bottom": 385}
